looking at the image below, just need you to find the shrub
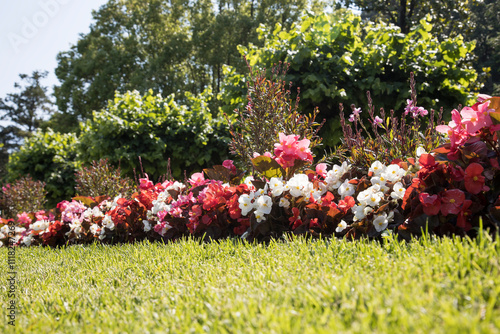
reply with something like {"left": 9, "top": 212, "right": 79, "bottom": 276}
{"left": 0, "top": 175, "right": 47, "bottom": 219}
{"left": 236, "top": 10, "right": 478, "bottom": 146}
{"left": 5, "top": 129, "right": 80, "bottom": 207}
{"left": 228, "top": 62, "right": 323, "bottom": 172}
{"left": 75, "top": 159, "right": 136, "bottom": 199}
{"left": 78, "top": 89, "right": 231, "bottom": 180}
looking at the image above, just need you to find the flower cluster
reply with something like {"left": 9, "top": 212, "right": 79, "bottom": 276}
{"left": 1, "top": 93, "right": 499, "bottom": 247}
{"left": 401, "top": 95, "right": 500, "bottom": 237}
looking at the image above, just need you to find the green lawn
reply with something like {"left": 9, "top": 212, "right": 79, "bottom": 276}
{"left": 2, "top": 231, "right": 500, "bottom": 333}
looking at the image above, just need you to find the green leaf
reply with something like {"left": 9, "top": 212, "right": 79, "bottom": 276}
{"left": 251, "top": 156, "right": 285, "bottom": 179}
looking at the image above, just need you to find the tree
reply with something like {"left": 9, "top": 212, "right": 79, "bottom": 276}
{"left": 53, "top": 0, "right": 328, "bottom": 126}
{"left": 236, "top": 11, "right": 478, "bottom": 146}
{"left": 340, "top": 0, "right": 499, "bottom": 95}
{"left": 467, "top": 0, "right": 500, "bottom": 95}
{"left": 340, "top": 0, "right": 478, "bottom": 37}
{"left": 0, "top": 71, "right": 53, "bottom": 179}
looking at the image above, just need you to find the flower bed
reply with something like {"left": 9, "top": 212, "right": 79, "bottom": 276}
{"left": 1, "top": 93, "right": 500, "bottom": 247}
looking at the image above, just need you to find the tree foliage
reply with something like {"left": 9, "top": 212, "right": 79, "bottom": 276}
{"left": 53, "top": 0, "right": 327, "bottom": 126}
{"left": 78, "top": 89, "right": 231, "bottom": 180}
{"left": 237, "top": 11, "right": 478, "bottom": 146}
{"left": 6, "top": 129, "right": 80, "bottom": 208}
{"left": 340, "top": 0, "right": 500, "bottom": 95}
{"left": 0, "top": 71, "right": 53, "bottom": 178}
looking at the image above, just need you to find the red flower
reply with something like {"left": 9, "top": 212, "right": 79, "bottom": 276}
{"left": 457, "top": 199, "right": 473, "bottom": 231}
{"left": 227, "top": 194, "right": 242, "bottom": 220}
{"left": 233, "top": 217, "right": 250, "bottom": 235}
{"left": 418, "top": 154, "right": 437, "bottom": 169}
{"left": 289, "top": 207, "right": 303, "bottom": 230}
{"left": 419, "top": 193, "right": 441, "bottom": 216}
{"left": 309, "top": 218, "right": 321, "bottom": 229}
{"left": 440, "top": 189, "right": 465, "bottom": 216}
{"left": 338, "top": 196, "right": 355, "bottom": 213}
{"left": 464, "top": 163, "right": 486, "bottom": 194}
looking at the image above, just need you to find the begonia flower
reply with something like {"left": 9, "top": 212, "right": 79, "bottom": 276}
{"left": 419, "top": 193, "right": 441, "bottom": 216}
{"left": 390, "top": 182, "right": 406, "bottom": 200}
{"left": 464, "top": 163, "right": 486, "bottom": 194}
{"left": 338, "top": 179, "right": 356, "bottom": 198}
{"left": 139, "top": 174, "right": 155, "bottom": 190}
{"left": 188, "top": 172, "right": 205, "bottom": 186}
{"left": 336, "top": 220, "right": 348, "bottom": 233}
{"left": 440, "top": 189, "right": 465, "bottom": 216}
{"left": 373, "top": 213, "right": 389, "bottom": 232}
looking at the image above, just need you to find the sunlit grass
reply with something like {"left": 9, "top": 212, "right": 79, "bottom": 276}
{"left": 1, "top": 231, "right": 500, "bottom": 333}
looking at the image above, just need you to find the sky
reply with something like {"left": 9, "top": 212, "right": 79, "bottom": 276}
{"left": 0, "top": 0, "right": 109, "bottom": 100}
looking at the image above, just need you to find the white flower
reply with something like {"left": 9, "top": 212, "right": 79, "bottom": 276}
{"left": 166, "top": 181, "right": 185, "bottom": 192}
{"left": 269, "top": 177, "right": 284, "bottom": 197}
{"left": 255, "top": 195, "right": 272, "bottom": 215}
{"left": 254, "top": 184, "right": 269, "bottom": 198}
{"left": 366, "top": 192, "right": 383, "bottom": 207}
{"left": 416, "top": 146, "right": 427, "bottom": 157}
{"left": 369, "top": 161, "right": 386, "bottom": 176}
{"left": 90, "top": 224, "right": 100, "bottom": 236}
{"left": 338, "top": 179, "right": 356, "bottom": 198}
{"left": 286, "top": 174, "right": 310, "bottom": 198}
{"left": 238, "top": 194, "right": 254, "bottom": 216}
{"left": 22, "top": 234, "right": 33, "bottom": 246}
{"left": 390, "top": 182, "right": 406, "bottom": 200}
{"left": 254, "top": 209, "right": 266, "bottom": 223}
{"left": 352, "top": 205, "right": 373, "bottom": 221}
{"left": 0, "top": 231, "right": 5, "bottom": 240}
{"left": 102, "top": 215, "right": 115, "bottom": 230}
{"left": 92, "top": 206, "right": 104, "bottom": 218}
{"left": 279, "top": 198, "right": 290, "bottom": 208}
{"left": 373, "top": 213, "right": 389, "bottom": 232}
{"left": 336, "top": 220, "right": 348, "bottom": 233}
{"left": 382, "top": 164, "right": 406, "bottom": 182}
{"left": 0, "top": 225, "right": 9, "bottom": 234}
{"left": 143, "top": 220, "right": 151, "bottom": 232}
{"left": 244, "top": 176, "right": 256, "bottom": 191}
{"left": 67, "top": 221, "right": 83, "bottom": 237}
{"left": 29, "top": 220, "right": 50, "bottom": 232}
{"left": 356, "top": 190, "right": 371, "bottom": 207}
{"left": 152, "top": 200, "right": 171, "bottom": 216}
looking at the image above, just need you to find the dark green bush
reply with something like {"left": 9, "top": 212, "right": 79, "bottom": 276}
{"left": 78, "top": 89, "right": 231, "bottom": 180}
{"left": 6, "top": 129, "right": 80, "bottom": 207}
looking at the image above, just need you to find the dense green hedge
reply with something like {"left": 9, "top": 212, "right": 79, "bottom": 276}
{"left": 78, "top": 89, "right": 231, "bottom": 180}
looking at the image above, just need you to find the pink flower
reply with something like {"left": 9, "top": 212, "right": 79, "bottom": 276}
{"left": 348, "top": 107, "right": 362, "bottom": 122}
{"left": 17, "top": 212, "right": 32, "bottom": 228}
{"left": 273, "top": 133, "right": 313, "bottom": 168}
{"left": 188, "top": 172, "right": 205, "bottom": 186}
{"left": 222, "top": 160, "right": 237, "bottom": 174}
{"left": 460, "top": 106, "right": 485, "bottom": 134}
{"left": 315, "top": 163, "right": 328, "bottom": 177}
{"left": 295, "top": 138, "right": 313, "bottom": 161}
{"left": 373, "top": 116, "right": 383, "bottom": 127}
{"left": 440, "top": 189, "right": 465, "bottom": 216}
{"left": 476, "top": 94, "right": 492, "bottom": 103}
{"left": 139, "top": 174, "right": 154, "bottom": 190}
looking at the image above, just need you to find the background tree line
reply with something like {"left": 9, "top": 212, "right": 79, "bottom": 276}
{"left": 1, "top": 0, "right": 498, "bottom": 205}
